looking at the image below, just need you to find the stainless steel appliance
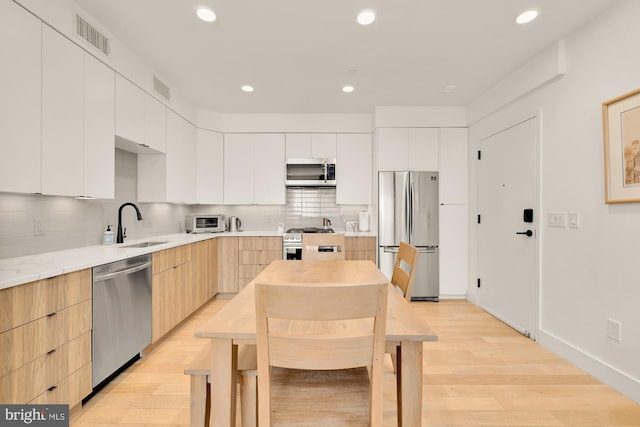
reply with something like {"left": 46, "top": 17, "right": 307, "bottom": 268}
{"left": 283, "top": 227, "right": 334, "bottom": 260}
{"left": 286, "top": 158, "right": 336, "bottom": 186}
{"left": 229, "top": 216, "right": 242, "bottom": 232}
{"left": 185, "top": 214, "right": 225, "bottom": 233}
{"left": 378, "top": 171, "right": 439, "bottom": 301}
{"left": 92, "top": 254, "right": 152, "bottom": 388}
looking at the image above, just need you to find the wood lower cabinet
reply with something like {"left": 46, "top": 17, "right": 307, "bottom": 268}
{"left": 0, "top": 269, "right": 92, "bottom": 407}
{"left": 345, "top": 237, "right": 376, "bottom": 262}
{"left": 152, "top": 245, "right": 193, "bottom": 342}
{"left": 193, "top": 238, "right": 218, "bottom": 306}
{"left": 238, "top": 237, "right": 282, "bottom": 290}
{"left": 217, "top": 237, "right": 239, "bottom": 294}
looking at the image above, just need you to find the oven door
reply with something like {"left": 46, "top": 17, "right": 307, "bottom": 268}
{"left": 284, "top": 246, "right": 302, "bottom": 260}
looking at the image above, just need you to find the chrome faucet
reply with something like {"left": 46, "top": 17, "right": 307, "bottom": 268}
{"left": 117, "top": 203, "right": 143, "bottom": 243}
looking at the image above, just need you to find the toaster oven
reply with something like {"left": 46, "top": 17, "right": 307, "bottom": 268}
{"left": 185, "top": 214, "right": 225, "bottom": 233}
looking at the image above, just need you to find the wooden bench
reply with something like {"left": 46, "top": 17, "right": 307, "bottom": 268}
{"left": 185, "top": 344, "right": 257, "bottom": 427}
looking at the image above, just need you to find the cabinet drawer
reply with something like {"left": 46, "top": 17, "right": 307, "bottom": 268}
{"left": 29, "top": 362, "right": 92, "bottom": 408}
{"left": 0, "top": 299, "right": 91, "bottom": 377}
{"left": 238, "top": 264, "right": 270, "bottom": 279}
{"left": 153, "top": 245, "right": 192, "bottom": 274}
{"left": 238, "top": 250, "right": 281, "bottom": 265}
{"left": 0, "top": 269, "right": 91, "bottom": 334}
{"left": 345, "top": 237, "right": 376, "bottom": 251}
{"left": 346, "top": 251, "right": 377, "bottom": 262}
{"left": 239, "top": 237, "right": 281, "bottom": 251}
{"left": 0, "top": 332, "right": 91, "bottom": 404}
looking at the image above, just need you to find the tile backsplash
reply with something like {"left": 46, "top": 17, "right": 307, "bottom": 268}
{"left": 0, "top": 149, "right": 371, "bottom": 259}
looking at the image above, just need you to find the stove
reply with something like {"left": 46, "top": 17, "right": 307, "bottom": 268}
{"left": 283, "top": 227, "right": 334, "bottom": 260}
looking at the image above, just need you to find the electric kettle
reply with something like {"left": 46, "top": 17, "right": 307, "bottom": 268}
{"left": 229, "top": 216, "right": 242, "bottom": 232}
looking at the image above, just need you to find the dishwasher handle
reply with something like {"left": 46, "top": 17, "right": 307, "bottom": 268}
{"left": 94, "top": 261, "right": 152, "bottom": 282}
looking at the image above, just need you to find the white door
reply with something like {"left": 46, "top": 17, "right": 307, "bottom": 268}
{"left": 477, "top": 117, "right": 538, "bottom": 338}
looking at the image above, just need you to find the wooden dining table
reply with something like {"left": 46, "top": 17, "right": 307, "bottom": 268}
{"left": 195, "top": 259, "right": 438, "bottom": 427}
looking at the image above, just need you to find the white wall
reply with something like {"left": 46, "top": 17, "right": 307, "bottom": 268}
{"left": 468, "top": 0, "right": 640, "bottom": 402}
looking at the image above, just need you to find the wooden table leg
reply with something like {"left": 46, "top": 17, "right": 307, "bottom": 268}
{"left": 190, "top": 374, "right": 207, "bottom": 427}
{"left": 398, "top": 341, "right": 423, "bottom": 427}
{"left": 209, "top": 338, "right": 238, "bottom": 427}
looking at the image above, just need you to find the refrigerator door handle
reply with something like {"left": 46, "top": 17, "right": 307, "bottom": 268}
{"left": 383, "top": 247, "right": 400, "bottom": 253}
{"left": 408, "top": 175, "right": 414, "bottom": 241}
{"left": 405, "top": 175, "right": 411, "bottom": 239}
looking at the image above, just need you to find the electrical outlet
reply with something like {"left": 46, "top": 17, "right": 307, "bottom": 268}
{"left": 607, "top": 319, "right": 622, "bottom": 342}
{"left": 143, "top": 217, "right": 153, "bottom": 228}
{"left": 34, "top": 218, "right": 46, "bottom": 235}
{"left": 567, "top": 211, "right": 580, "bottom": 228}
{"left": 547, "top": 211, "right": 566, "bottom": 227}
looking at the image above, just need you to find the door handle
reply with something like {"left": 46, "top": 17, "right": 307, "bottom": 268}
{"left": 516, "top": 230, "right": 533, "bottom": 237}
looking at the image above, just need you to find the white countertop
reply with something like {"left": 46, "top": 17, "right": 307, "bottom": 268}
{"left": 0, "top": 230, "right": 376, "bottom": 290}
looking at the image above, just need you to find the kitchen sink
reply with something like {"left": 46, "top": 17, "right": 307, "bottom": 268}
{"left": 122, "top": 241, "right": 168, "bottom": 248}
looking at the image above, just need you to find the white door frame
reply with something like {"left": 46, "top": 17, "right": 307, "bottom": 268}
{"left": 475, "top": 112, "right": 541, "bottom": 339}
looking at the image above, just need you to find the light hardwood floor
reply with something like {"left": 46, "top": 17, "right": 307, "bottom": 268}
{"left": 70, "top": 299, "right": 640, "bottom": 426}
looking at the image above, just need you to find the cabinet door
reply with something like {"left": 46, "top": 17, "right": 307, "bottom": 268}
{"left": 254, "top": 134, "right": 285, "bottom": 204}
{"left": 197, "top": 129, "right": 224, "bottom": 204}
{"left": 439, "top": 205, "right": 468, "bottom": 297}
{"left": 377, "top": 128, "right": 408, "bottom": 171}
{"left": 144, "top": 94, "right": 166, "bottom": 153}
{"left": 217, "top": 237, "right": 238, "bottom": 293}
{"left": 223, "top": 134, "right": 254, "bottom": 205}
{"left": 41, "top": 26, "right": 83, "bottom": 197}
{"left": 285, "top": 133, "right": 311, "bottom": 158}
{"left": 440, "top": 128, "right": 469, "bottom": 204}
{"left": 115, "top": 74, "right": 144, "bottom": 143}
{"left": 311, "top": 134, "right": 337, "bottom": 158}
{"left": 408, "top": 128, "right": 439, "bottom": 171}
{"left": 83, "top": 54, "right": 115, "bottom": 198}
{"left": 0, "top": 1, "right": 41, "bottom": 194}
{"left": 166, "top": 110, "right": 197, "bottom": 203}
{"left": 336, "top": 133, "right": 372, "bottom": 205}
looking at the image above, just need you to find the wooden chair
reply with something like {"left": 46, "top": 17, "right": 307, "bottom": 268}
{"left": 254, "top": 280, "right": 388, "bottom": 427}
{"left": 387, "top": 242, "right": 419, "bottom": 379}
{"left": 185, "top": 343, "right": 257, "bottom": 427}
{"left": 301, "top": 233, "right": 346, "bottom": 260}
{"left": 391, "top": 241, "right": 419, "bottom": 301}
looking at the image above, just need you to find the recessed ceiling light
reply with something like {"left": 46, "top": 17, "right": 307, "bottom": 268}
{"left": 197, "top": 7, "right": 216, "bottom": 22}
{"left": 241, "top": 85, "right": 254, "bottom": 92}
{"left": 357, "top": 9, "right": 376, "bottom": 25}
{"left": 516, "top": 10, "right": 538, "bottom": 24}
{"left": 342, "top": 85, "right": 355, "bottom": 93}
{"left": 443, "top": 85, "right": 457, "bottom": 93}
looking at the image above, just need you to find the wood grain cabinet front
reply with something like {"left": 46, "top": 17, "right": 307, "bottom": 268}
{"left": 0, "top": 269, "right": 92, "bottom": 406}
{"left": 345, "top": 237, "right": 377, "bottom": 262}
{"left": 238, "top": 237, "right": 282, "bottom": 290}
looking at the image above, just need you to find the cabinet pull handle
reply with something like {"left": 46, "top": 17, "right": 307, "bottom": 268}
{"left": 47, "top": 312, "right": 57, "bottom": 317}
{"left": 47, "top": 385, "right": 57, "bottom": 392}
{"left": 47, "top": 349, "right": 56, "bottom": 355}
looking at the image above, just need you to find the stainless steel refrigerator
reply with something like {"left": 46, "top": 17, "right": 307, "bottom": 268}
{"left": 378, "top": 171, "right": 439, "bottom": 301}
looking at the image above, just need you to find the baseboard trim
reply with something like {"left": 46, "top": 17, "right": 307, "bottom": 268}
{"left": 537, "top": 329, "right": 640, "bottom": 404}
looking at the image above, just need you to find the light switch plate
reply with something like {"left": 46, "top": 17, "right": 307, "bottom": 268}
{"left": 547, "top": 211, "right": 566, "bottom": 227}
{"left": 567, "top": 211, "right": 579, "bottom": 228}
{"left": 34, "top": 218, "right": 45, "bottom": 235}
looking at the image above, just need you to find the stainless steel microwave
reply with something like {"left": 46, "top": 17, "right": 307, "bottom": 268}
{"left": 285, "top": 158, "right": 336, "bottom": 187}
{"left": 185, "top": 214, "right": 225, "bottom": 233}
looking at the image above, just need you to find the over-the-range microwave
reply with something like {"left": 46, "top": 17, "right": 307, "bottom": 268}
{"left": 185, "top": 214, "right": 225, "bottom": 233}
{"left": 285, "top": 158, "right": 336, "bottom": 187}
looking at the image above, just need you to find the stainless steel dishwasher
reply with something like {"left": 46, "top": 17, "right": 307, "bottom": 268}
{"left": 92, "top": 254, "right": 152, "bottom": 388}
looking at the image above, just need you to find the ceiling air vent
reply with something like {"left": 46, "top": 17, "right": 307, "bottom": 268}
{"left": 153, "top": 76, "right": 171, "bottom": 101}
{"left": 75, "top": 14, "right": 110, "bottom": 56}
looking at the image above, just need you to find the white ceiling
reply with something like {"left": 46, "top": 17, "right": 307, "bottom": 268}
{"left": 73, "top": 0, "right": 616, "bottom": 114}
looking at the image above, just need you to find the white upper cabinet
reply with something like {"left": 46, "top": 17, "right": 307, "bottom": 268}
{"left": 439, "top": 128, "right": 468, "bottom": 205}
{"left": 41, "top": 25, "right": 84, "bottom": 197}
{"left": 377, "top": 127, "right": 439, "bottom": 171}
{"left": 115, "top": 75, "right": 166, "bottom": 153}
{"left": 83, "top": 54, "right": 115, "bottom": 199}
{"left": 336, "top": 134, "right": 372, "bottom": 205}
{"left": 196, "top": 128, "right": 224, "bottom": 204}
{"left": 166, "top": 111, "right": 197, "bottom": 203}
{"left": 0, "top": 1, "right": 42, "bottom": 194}
{"left": 224, "top": 133, "right": 285, "bottom": 205}
{"left": 285, "top": 133, "right": 337, "bottom": 159}
{"left": 138, "top": 111, "right": 196, "bottom": 203}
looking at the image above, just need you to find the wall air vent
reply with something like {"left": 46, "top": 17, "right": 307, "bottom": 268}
{"left": 75, "top": 14, "right": 110, "bottom": 56}
{"left": 153, "top": 77, "right": 171, "bottom": 101}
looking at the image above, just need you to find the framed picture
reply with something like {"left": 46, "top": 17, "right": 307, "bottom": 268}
{"left": 603, "top": 88, "right": 640, "bottom": 203}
